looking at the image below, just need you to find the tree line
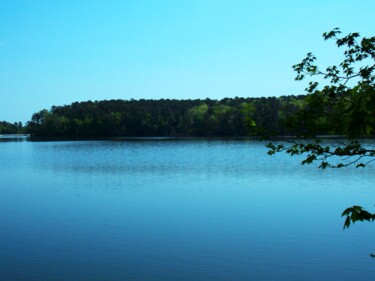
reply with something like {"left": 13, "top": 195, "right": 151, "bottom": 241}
{"left": 24, "top": 96, "right": 306, "bottom": 138}
{"left": 0, "top": 121, "right": 23, "bottom": 134}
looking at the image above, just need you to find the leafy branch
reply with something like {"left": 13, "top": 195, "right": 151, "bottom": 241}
{"left": 267, "top": 140, "right": 375, "bottom": 169}
{"left": 342, "top": 206, "right": 375, "bottom": 229}
{"left": 267, "top": 28, "right": 375, "bottom": 234}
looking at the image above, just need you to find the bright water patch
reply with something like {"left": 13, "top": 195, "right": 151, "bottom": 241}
{"left": 0, "top": 139, "right": 374, "bottom": 280}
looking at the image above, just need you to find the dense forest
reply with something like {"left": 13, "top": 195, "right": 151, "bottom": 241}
{"left": 0, "top": 121, "right": 24, "bottom": 134}
{"left": 24, "top": 96, "right": 306, "bottom": 138}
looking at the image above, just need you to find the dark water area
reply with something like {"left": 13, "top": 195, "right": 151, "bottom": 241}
{"left": 0, "top": 138, "right": 374, "bottom": 280}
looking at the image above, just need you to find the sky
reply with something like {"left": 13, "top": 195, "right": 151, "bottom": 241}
{"left": 0, "top": 0, "right": 374, "bottom": 123}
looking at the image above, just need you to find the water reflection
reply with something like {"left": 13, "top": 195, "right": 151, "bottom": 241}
{"left": 0, "top": 134, "right": 29, "bottom": 142}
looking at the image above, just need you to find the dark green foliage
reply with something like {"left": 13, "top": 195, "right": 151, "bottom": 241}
{"left": 342, "top": 206, "right": 375, "bottom": 229}
{"left": 269, "top": 29, "right": 375, "bottom": 168}
{"left": 25, "top": 96, "right": 305, "bottom": 138}
{"left": 0, "top": 121, "right": 23, "bottom": 134}
{"left": 267, "top": 140, "right": 375, "bottom": 169}
{"left": 268, "top": 28, "right": 375, "bottom": 231}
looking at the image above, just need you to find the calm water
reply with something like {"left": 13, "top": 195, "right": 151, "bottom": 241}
{"left": 0, "top": 138, "right": 374, "bottom": 280}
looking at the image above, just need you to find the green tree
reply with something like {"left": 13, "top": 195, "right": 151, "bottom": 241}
{"left": 267, "top": 28, "right": 375, "bottom": 229}
{"left": 0, "top": 121, "right": 24, "bottom": 134}
{"left": 25, "top": 96, "right": 305, "bottom": 138}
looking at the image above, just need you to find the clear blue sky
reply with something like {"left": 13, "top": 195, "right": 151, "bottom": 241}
{"left": 0, "top": 0, "right": 374, "bottom": 123}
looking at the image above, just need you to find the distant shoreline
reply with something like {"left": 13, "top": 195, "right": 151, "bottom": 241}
{"left": 0, "top": 134, "right": 30, "bottom": 137}
{"left": 2, "top": 134, "right": 375, "bottom": 142}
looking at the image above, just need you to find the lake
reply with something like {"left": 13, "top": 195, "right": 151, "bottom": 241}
{"left": 0, "top": 138, "right": 374, "bottom": 280}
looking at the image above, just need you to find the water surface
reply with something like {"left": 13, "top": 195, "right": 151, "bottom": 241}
{"left": 0, "top": 138, "right": 374, "bottom": 280}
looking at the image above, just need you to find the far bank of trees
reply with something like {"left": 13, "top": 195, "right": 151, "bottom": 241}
{"left": 25, "top": 96, "right": 306, "bottom": 138}
{"left": 0, "top": 121, "right": 23, "bottom": 134}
